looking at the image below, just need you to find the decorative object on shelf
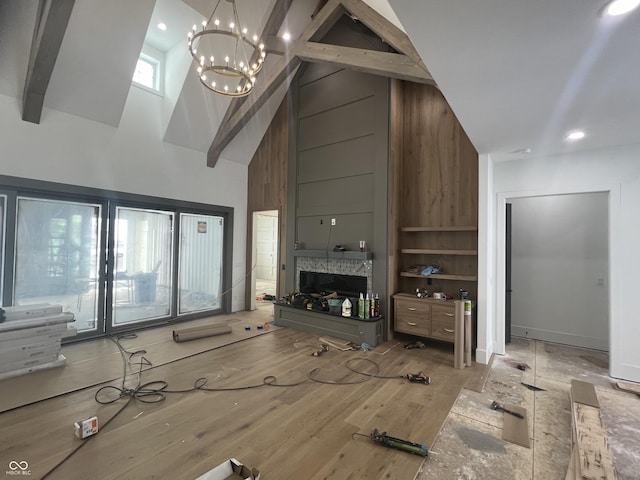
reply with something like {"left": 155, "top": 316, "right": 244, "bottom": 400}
{"left": 187, "top": 0, "right": 265, "bottom": 97}
{"left": 333, "top": 244, "right": 346, "bottom": 252}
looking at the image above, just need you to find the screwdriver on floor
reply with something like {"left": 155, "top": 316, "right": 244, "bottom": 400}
{"left": 491, "top": 400, "right": 524, "bottom": 419}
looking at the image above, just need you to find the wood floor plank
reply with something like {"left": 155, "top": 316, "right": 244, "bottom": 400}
{"left": 0, "top": 317, "right": 474, "bottom": 480}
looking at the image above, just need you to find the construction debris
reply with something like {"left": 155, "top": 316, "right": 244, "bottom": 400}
{"left": 567, "top": 380, "right": 617, "bottom": 480}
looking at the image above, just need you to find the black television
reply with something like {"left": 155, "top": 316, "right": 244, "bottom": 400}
{"left": 299, "top": 271, "right": 367, "bottom": 299}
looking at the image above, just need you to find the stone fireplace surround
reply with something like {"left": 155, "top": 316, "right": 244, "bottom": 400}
{"left": 295, "top": 257, "right": 373, "bottom": 297}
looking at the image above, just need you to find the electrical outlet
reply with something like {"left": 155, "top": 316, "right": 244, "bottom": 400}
{"left": 331, "top": 218, "right": 336, "bottom": 225}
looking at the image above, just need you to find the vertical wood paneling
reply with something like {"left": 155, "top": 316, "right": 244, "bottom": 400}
{"left": 390, "top": 82, "right": 479, "bottom": 302}
{"left": 246, "top": 97, "right": 289, "bottom": 308}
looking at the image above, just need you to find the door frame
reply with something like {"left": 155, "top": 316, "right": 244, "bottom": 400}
{"left": 248, "top": 210, "right": 279, "bottom": 311}
{"left": 493, "top": 184, "right": 620, "bottom": 366}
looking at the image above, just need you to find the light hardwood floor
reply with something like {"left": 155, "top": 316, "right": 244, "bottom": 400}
{"left": 0, "top": 309, "right": 487, "bottom": 480}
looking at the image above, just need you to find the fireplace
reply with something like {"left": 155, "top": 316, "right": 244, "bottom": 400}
{"left": 299, "top": 271, "right": 367, "bottom": 299}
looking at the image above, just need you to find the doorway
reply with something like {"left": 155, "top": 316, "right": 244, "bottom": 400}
{"left": 251, "top": 210, "right": 278, "bottom": 310}
{"left": 506, "top": 193, "right": 609, "bottom": 350}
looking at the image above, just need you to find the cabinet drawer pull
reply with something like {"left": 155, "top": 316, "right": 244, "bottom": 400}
{"left": 443, "top": 328, "right": 454, "bottom": 333}
{"left": 407, "top": 322, "right": 417, "bottom": 326}
{"left": 407, "top": 307, "right": 417, "bottom": 311}
{"left": 445, "top": 313, "right": 454, "bottom": 317}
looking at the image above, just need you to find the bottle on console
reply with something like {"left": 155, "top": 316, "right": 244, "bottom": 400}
{"left": 358, "top": 293, "right": 364, "bottom": 319}
{"left": 364, "top": 293, "right": 370, "bottom": 319}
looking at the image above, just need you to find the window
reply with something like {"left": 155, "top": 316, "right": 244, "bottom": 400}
{"left": 133, "top": 51, "right": 162, "bottom": 94}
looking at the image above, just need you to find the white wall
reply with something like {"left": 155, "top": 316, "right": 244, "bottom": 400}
{"left": 478, "top": 143, "right": 640, "bottom": 382}
{"left": 0, "top": 87, "right": 249, "bottom": 312}
{"left": 510, "top": 193, "right": 609, "bottom": 350}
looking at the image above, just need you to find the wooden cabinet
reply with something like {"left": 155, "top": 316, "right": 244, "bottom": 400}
{"left": 393, "top": 294, "right": 456, "bottom": 341}
{"left": 393, "top": 293, "right": 470, "bottom": 368}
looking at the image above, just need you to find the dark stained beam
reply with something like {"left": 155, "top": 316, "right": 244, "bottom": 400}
{"left": 22, "top": 0, "right": 75, "bottom": 124}
{"left": 297, "top": 41, "right": 434, "bottom": 85}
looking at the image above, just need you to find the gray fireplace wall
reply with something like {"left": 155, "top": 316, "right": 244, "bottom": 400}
{"left": 284, "top": 19, "right": 390, "bottom": 327}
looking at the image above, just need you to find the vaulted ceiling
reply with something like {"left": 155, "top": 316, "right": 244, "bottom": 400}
{"left": 1, "top": 0, "right": 638, "bottom": 167}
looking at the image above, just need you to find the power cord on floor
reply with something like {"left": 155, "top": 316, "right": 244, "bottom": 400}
{"left": 41, "top": 334, "right": 412, "bottom": 478}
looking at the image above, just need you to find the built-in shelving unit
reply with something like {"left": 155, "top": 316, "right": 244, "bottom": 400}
{"left": 397, "top": 226, "right": 478, "bottom": 297}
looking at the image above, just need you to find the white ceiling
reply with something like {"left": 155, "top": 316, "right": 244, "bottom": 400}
{"left": 1, "top": 0, "right": 638, "bottom": 165}
{"left": 388, "top": 0, "right": 640, "bottom": 162}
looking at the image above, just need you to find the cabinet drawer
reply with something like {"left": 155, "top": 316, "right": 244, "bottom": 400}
{"left": 395, "top": 298, "right": 430, "bottom": 318}
{"left": 431, "top": 304, "right": 456, "bottom": 324}
{"left": 395, "top": 314, "right": 430, "bottom": 336}
{"left": 431, "top": 319, "right": 455, "bottom": 342}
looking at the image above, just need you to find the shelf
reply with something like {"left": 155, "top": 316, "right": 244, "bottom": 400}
{"left": 401, "top": 248, "right": 477, "bottom": 255}
{"left": 400, "top": 272, "right": 478, "bottom": 281}
{"left": 401, "top": 226, "right": 477, "bottom": 232}
{"left": 292, "top": 249, "right": 373, "bottom": 260}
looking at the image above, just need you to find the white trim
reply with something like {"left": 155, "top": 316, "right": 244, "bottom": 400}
{"left": 494, "top": 183, "right": 621, "bottom": 373}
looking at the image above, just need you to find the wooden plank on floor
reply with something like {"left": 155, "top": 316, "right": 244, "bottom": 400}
{"left": 569, "top": 381, "right": 617, "bottom": 480}
{"left": 571, "top": 379, "right": 600, "bottom": 408}
{"left": 502, "top": 404, "right": 530, "bottom": 448}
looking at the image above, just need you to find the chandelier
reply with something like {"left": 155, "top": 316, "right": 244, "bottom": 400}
{"left": 187, "top": 0, "right": 266, "bottom": 97}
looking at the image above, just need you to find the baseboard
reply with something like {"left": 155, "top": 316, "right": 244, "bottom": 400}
{"left": 511, "top": 325, "right": 607, "bottom": 351}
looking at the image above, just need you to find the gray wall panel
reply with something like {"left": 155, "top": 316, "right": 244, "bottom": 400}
{"left": 298, "top": 97, "right": 375, "bottom": 151}
{"left": 299, "top": 69, "right": 378, "bottom": 119}
{"left": 298, "top": 135, "right": 375, "bottom": 184}
{"left": 299, "top": 62, "right": 342, "bottom": 86}
{"left": 297, "top": 175, "right": 374, "bottom": 213}
{"left": 297, "top": 213, "right": 374, "bottom": 251}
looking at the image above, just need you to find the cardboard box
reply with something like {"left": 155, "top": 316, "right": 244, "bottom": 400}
{"left": 194, "top": 458, "right": 260, "bottom": 480}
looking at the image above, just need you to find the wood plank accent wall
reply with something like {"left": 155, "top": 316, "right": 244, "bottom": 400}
{"left": 245, "top": 97, "right": 289, "bottom": 309}
{"left": 389, "top": 81, "right": 479, "bottom": 301}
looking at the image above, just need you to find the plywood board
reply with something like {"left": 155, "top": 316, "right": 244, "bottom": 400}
{"left": 502, "top": 404, "right": 530, "bottom": 448}
{"left": 571, "top": 379, "right": 600, "bottom": 408}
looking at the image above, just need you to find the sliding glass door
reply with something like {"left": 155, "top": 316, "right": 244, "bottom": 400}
{"left": 0, "top": 176, "right": 232, "bottom": 341}
{"left": 110, "top": 207, "right": 174, "bottom": 327}
{"left": 13, "top": 197, "right": 102, "bottom": 333}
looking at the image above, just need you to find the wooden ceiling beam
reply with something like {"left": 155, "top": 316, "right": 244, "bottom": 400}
{"left": 22, "top": 0, "right": 75, "bottom": 124}
{"left": 340, "top": 0, "right": 428, "bottom": 71}
{"left": 297, "top": 42, "right": 434, "bottom": 85}
{"left": 206, "top": 0, "right": 433, "bottom": 167}
{"left": 207, "top": 0, "right": 344, "bottom": 167}
{"left": 207, "top": 0, "right": 295, "bottom": 167}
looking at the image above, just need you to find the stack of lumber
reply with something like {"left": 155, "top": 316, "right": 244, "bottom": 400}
{"left": 566, "top": 379, "right": 617, "bottom": 480}
{"left": 0, "top": 304, "right": 75, "bottom": 380}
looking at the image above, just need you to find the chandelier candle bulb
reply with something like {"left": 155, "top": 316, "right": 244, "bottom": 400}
{"left": 187, "top": 0, "right": 266, "bottom": 97}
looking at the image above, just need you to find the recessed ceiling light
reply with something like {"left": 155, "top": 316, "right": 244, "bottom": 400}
{"left": 604, "top": 0, "right": 640, "bottom": 16}
{"left": 282, "top": 32, "right": 291, "bottom": 41}
{"left": 510, "top": 148, "right": 532, "bottom": 154}
{"left": 157, "top": 22, "right": 167, "bottom": 31}
{"left": 565, "top": 130, "right": 586, "bottom": 141}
